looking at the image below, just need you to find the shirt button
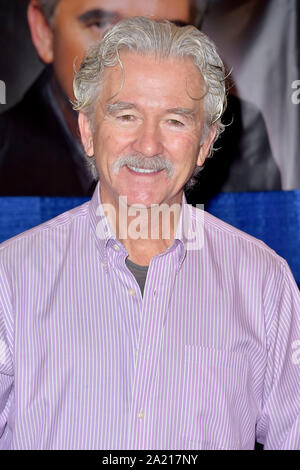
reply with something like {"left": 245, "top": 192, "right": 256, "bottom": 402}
{"left": 128, "top": 288, "right": 135, "bottom": 297}
{"left": 138, "top": 411, "right": 145, "bottom": 419}
{"left": 101, "top": 262, "right": 106, "bottom": 268}
{"left": 113, "top": 244, "right": 120, "bottom": 251}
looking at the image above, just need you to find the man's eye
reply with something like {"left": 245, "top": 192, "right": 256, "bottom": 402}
{"left": 168, "top": 119, "right": 184, "bottom": 127}
{"left": 118, "top": 115, "right": 136, "bottom": 122}
{"left": 86, "top": 19, "right": 114, "bottom": 31}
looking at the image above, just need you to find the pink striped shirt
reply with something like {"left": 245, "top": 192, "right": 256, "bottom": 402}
{"left": 0, "top": 184, "right": 299, "bottom": 449}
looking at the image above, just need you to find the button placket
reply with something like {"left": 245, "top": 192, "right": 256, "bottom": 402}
{"left": 128, "top": 288, "right": 136, "bottom": 297}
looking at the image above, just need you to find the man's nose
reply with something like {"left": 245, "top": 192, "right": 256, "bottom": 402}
{"left": 132, "top": 120, "right": 164, "bottom": 157}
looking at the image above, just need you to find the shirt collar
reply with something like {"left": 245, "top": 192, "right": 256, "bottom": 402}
{"left": 175, "top": 193, "right": 204, "bottom": 258}
{"left": 88, "top": 182, "right": 117, "bottom": 261}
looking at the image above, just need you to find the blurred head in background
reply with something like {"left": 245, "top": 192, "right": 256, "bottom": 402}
{"left": 27, "top": 0, "right": 200, "bottom": 103}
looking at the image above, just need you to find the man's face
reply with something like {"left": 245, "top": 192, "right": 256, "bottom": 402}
{"left": 50, "top": 0, "right": 192, "bottom": 100}
{"left": 80, "top": 52, "right": 215, "bottom": 209}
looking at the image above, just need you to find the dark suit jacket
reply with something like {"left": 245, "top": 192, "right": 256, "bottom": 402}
{"left": 186, "top": 94, "right": 282, "bottom": 204}
{"left": 0, "top": 67, "right": 95, "bottom": 196}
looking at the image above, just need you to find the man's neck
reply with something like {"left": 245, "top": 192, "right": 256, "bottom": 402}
{"left": 105, "top": 198, "right": 182, "bottom": 266}
{"left": 123, "top": 237, "right": 173, "bottom": 266}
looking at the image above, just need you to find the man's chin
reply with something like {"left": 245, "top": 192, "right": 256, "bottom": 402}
{"left": 116, "top": 190, "right": 159, "bottom": 210}
{"left": 122, "top": 199, "right": 157, "bottom": 211}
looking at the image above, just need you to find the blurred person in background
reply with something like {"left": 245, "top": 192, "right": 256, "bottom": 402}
{"left": 0, "top": 0, "right": 195, "bottom": 196}
{"left": 0, "top": 0, "right": 281, "bottom": 198}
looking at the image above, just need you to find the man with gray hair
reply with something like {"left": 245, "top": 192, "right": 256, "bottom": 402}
{"left": 0, "top": 17, "right": 299, "bottom": 450}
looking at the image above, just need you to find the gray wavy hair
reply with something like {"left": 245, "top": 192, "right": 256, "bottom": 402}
{"left": 73, "top": 17, "right": 227, "bottom": 188}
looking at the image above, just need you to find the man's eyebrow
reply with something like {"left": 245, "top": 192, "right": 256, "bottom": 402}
{"left": 105, "top": 103, "right": 198, "bottom": 120}
{"left": 77, "top": 9, "right": 117, "bottom": 24}
{"left": 166, "top": 107, "right": 197, "bottom": 120}
{"left": 106, "top": 102, "right": 138, "bottom": 114}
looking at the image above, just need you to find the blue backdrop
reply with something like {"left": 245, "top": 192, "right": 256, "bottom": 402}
{"left": 0, "top": 190, "right": 299, "bottom": 286}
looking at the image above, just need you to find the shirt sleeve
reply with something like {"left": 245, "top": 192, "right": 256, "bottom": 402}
{"left": 256, "top": 259, "right": 300, "bottom": 449}
{"left": 0, "top": 262, "right": 14, "bottom": 450}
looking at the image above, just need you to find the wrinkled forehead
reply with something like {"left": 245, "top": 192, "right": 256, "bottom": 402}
{"left": 99, "top": 51, "right": 204, "bottom": 107}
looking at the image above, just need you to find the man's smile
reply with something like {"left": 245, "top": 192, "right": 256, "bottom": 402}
{"left": 126, "top": 165, "right": 164, "bottom": 175}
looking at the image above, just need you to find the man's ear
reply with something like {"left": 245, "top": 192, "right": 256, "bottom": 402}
{"left": 78, "top": 112, "right": 94, "bottom": 157}
{"left": 27, "top": 0, "right": 54, "bottom": 64}
{"left": 197, "top": 124, "right": 217, "bottom": 167}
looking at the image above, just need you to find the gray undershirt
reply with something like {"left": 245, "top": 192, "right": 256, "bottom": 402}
{"left": 125, "top": 258, "right": 149, "bottom": 297}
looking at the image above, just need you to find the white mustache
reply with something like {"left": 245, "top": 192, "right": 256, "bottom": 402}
{"left": 112, "top": 154, "right": 175, "bottom": 178}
